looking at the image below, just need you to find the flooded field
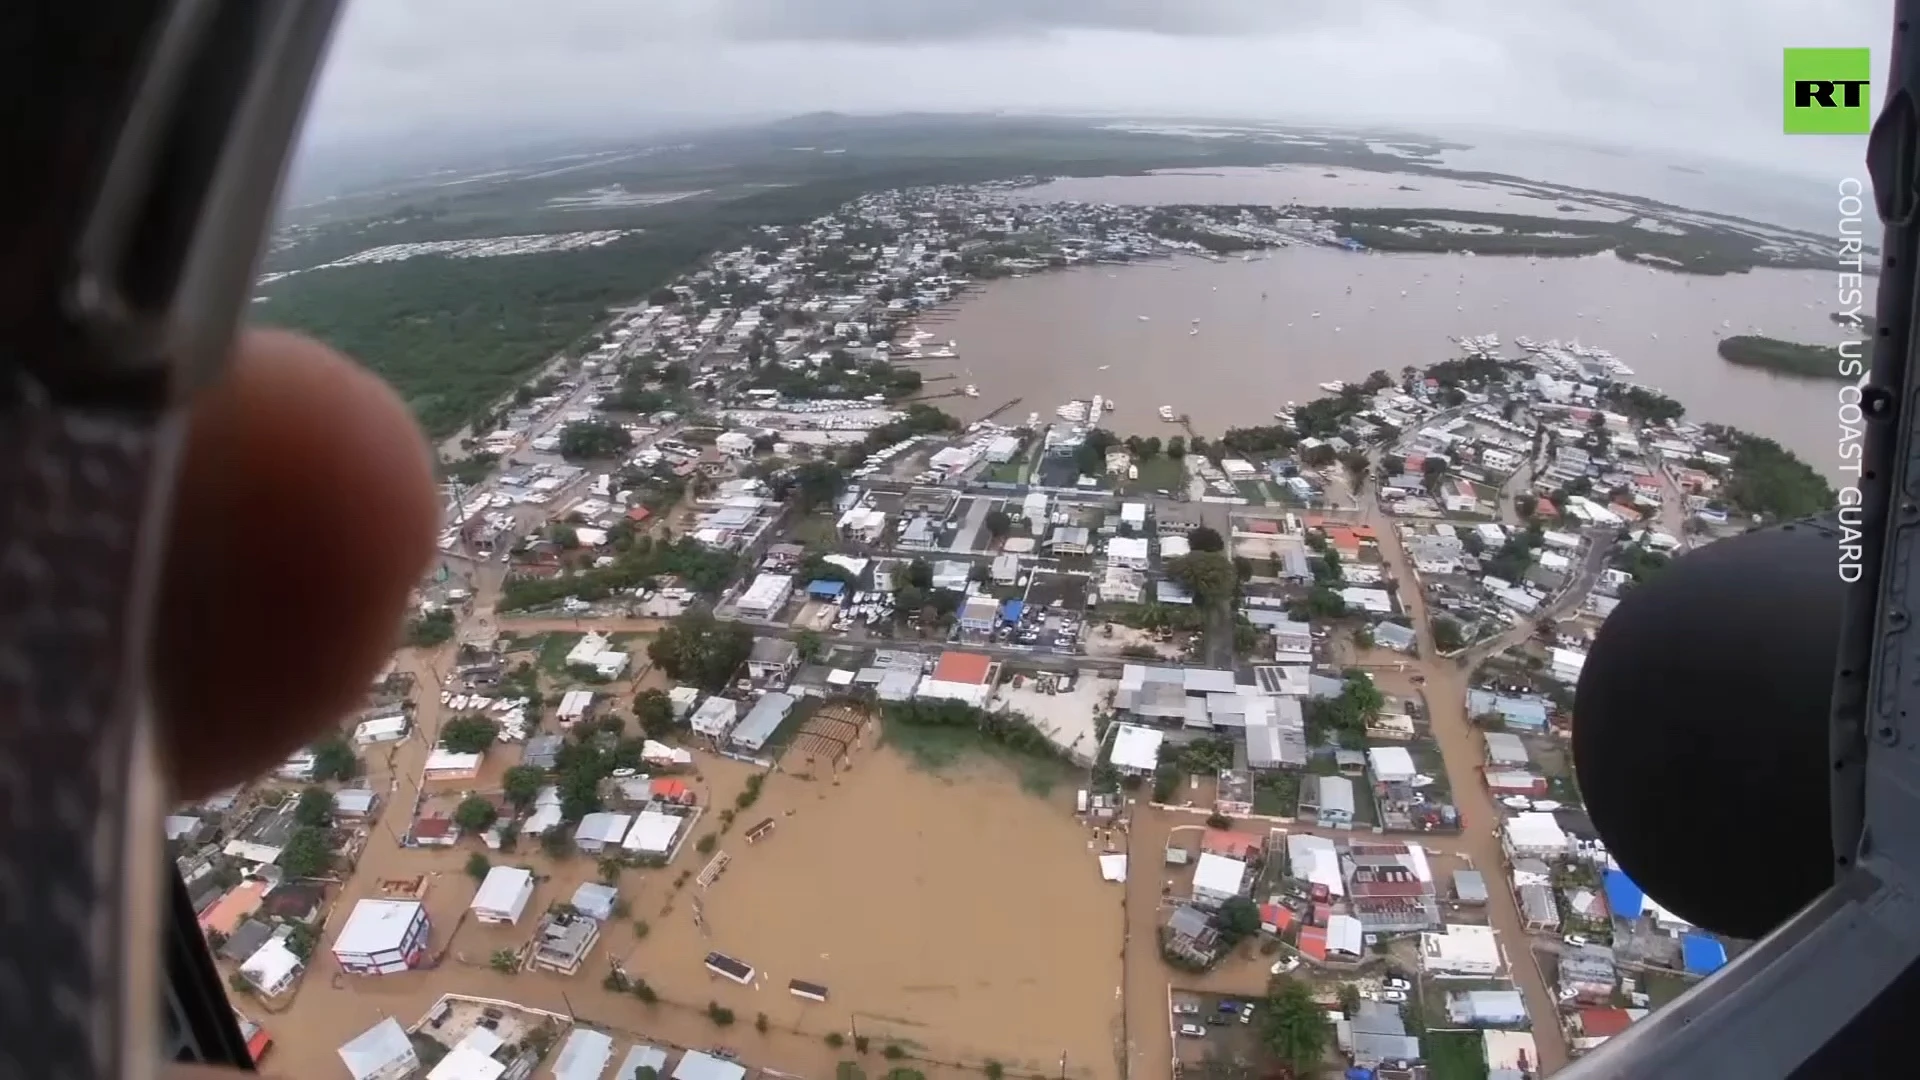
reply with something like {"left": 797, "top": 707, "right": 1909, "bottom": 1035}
{"left": 688, "top": 747, "right": 1124, "bottom": 1078}
{"left": 257, "top": 704, "right": 1121, "bottom": 1080}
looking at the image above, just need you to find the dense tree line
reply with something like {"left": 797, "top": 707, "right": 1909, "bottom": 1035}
{"left": 1716, "top": 335, "right": 1851, "bottom": 381}
{"left": 499, "top": 535, "right": 739, "bottom": 611}
{"left": 1713, "top": 428, "right": 1835, "bottom": 521}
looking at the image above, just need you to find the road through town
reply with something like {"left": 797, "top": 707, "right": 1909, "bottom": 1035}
{"left": 1358, "top": 492, "right": 1576, "bottom": 1071}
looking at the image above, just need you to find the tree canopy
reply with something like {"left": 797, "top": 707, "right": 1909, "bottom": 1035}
{"left": 633, "top": 687, "right": 678, "bottom": 737}
{"left": 648, "top": 611, "right": 755, "bottom": 691}
{"left": 1259, "top": 977, "right": 1332, "bottom": 1071}
{"left": 558, "top": 419, "right": 635, "bottom": 460}
{"left": 440, "top": 714, "right": 500, "bottom": 754}
{"left": 454, "top": 795, "right": 500, "bottom": 834}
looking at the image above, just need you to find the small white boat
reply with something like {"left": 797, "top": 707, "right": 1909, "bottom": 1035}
{"left": 1188, "top": 328, "right": 1199, "bottom": 336}
{"left": 1137, "top": 315, "right": 1150, "bottom": 322}
{"left": 963, "top": 385, "right": 979, "bottom": 398}
{"left": 1319, "top": 380, "right": 1347, "bottom": 393}
{"left": 1311, "top": 311, "right": 1322, "bottom": 318}
{"left": 1097, "top": 364, "right": 1110, "bottom": 371}
{"left": 1158, "top": 405, "right": 1176, "bottom": 422}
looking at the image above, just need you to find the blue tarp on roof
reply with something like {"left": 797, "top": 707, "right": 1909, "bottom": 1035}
{"left": 1682, "top": 933, "right": 1728, "bottom": 976}
{"left": 1001, "top": 599, "right": 1024, "bottom": 623}
{"left": 1603, "top": 869, "right": 1646, "bottom": 920}
{"left": 806, "top": 579, "right": 846, "bottom": 599}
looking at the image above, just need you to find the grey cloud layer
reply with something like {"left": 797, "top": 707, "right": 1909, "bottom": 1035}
{"left": 305, "top": 0, "right": 1891, "bottom": 178}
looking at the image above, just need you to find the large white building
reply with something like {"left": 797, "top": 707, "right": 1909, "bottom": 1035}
{"left": 331, "top": 900, "right": 430, "bottom": 975}
{"left": 736, "top": 573, "right": 795, "bottom": 620}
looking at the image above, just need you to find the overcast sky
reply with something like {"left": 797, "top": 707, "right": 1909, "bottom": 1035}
{"left": 303, "top": 0, "right": 1887, "bottom": 180}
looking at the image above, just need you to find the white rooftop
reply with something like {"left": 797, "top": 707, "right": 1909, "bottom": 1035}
{"left": 1193, "top": 852, "right": 1249, "bottom": 897}
{"left": 338, "top": 1018, "right": 414, "bottom": 1080}
{"left": 333, "top": 899, "right": 423, "bottom": 955}
{"left": 1110, "top": 723, "right": 1166, "bottom": 773}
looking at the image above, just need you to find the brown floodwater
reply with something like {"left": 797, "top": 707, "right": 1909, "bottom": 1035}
{"left": 1012, "top": 166, "right": 1629, "bottom": 220}
{"left": 261, "top": 725, "right": 1121, "bottom": 1080}
{"left": 932, "top": 246, "right": 1854, "bottom": 481}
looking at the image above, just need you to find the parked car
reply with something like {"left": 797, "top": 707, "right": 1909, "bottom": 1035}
{"left": 1173, "top": 1003, "right": 1200, "bottom": 1016}
{"left": 1217, "top": 1000, "right": 1240, "bottom": 1013}
{"left": 1564, "top": 934, "right": 1590, "bottom": 947}
{"left": 1177, "top": 1024, "right": 1206, "bottom": 1038}
{"left": 1239, "top": 1004, "right": 1256, "bottom": 1024}
{"left": 1384, "top": 977, "right": 1412, "bottom": 991}
{"left": 1379, "top": 990, "right": 1408, "bottom": 1005}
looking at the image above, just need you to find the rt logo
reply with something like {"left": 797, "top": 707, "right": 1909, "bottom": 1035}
{"left": 1785, "top": 47, "right": 1871, "bottom": 134}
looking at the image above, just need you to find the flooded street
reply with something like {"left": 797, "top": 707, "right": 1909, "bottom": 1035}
{"left": 933, "top": 247, "right": 1848, "bottom": 480}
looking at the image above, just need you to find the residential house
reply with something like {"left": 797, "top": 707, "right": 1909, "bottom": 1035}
{"left": 554, "top": 1029, "right": 615, "bottom": 1080}
{"left": 1350, "top": 1001, "right": 1423, "bottom": 1068}
{"left": 470, "top": 866, "right": 535, "bottom": 925}
{"left": 1115, "top": 664, "right": 1238, "bottom": 726}
{"left": 1270, "top": 618, "right": 1313, "bottom": 664}
{"left": 556, "top": 690, "right": 596, "bottom": 727}
{"left": 1046, "top": 526, "right": 1091, "bottom": 555}
{"left": 239, "top": 938, "right": 303, "bottom": 998}
{"left": 612, "top": 1046, "right": 671, "bottom": 1080}
{"left": 422, "top": 747, "right": 483, "bottom": 782}
{"left": 1109, "top": 724, "right": 1166, "bottom": 777}
{"left": 1191, "top": 853, "right": 1249, "bottom": 908}
{"left": 1310, "top": 774, "right": 1357, "bottom": 827}
{"left": 1163, "top": 904, "right": 1221, "bottom": 965}
{"left": 1107, "top": 536, "right": 1150, "bottom": 570}
{"left": 916, "top": 651, "right": 997, "bottom": 707}
{"left": 674, "top": 1051, "right": 747, "bottom": 1080}
{"left": 1518, "top": 882, "right": 1561, "bottom": 932}
{"left": 747, "top": 638, "right": 801, "bottom": 683}
{"left": 223, "top": 803, "right": 297, "bottom": 865}
{"left": 1454, "top": 870, "right": 1490, "bottom": 906}
{"left": 1573, "top": 1007, "right": 1639, "bottom": 1052}
{"left": 1368, "top": 746, "right": 1418, "bottom": 802}
{"left": 1372, "top": 621, "right": 1418, "bottom": 652}
{"left": 573, "top": 813, "right": 633, "bottom": 854}
{"left": 337, "top": 1019, "right": 418, "bottom": 1080}
{"left": 736, "top": 573, "right": 794, "bottom": 620}
{"left": 1559, "top": 943, "right": 1619, "bottom": 1003}
{"left": 331, "top": 900, "right": 430, "bottom": 976}
{"left": 1484, "top": 731, "right": 1530, "bottom": 768}
{"left": 530, "top": 907, "right": 603, "bottom": 975}
{"left": 1504, "top": 812, "right": 1570, "bottom": 861}
{"left": 958, "top": 594, "right": 999, "bottom": 634}
{"left": 1447, "top": 990, "right": 1529, "bottom": 1028}
{"left": 728, "top": 692, "right": 795, "bottom": 755}
{"left": 1467, "top": 689, "right": 1551, "bottom": 731}
{"left": 688, "top": 696, "right": 740, "bottom": 740}
{"left": 1344, "top": 841, "right": 1442, "bottom": 933}
{"left": 1420, "top": 924, "right": 1503, "bottom": 978}
{"left": 991, "top": 553, "right": 1021, "bottom": 585}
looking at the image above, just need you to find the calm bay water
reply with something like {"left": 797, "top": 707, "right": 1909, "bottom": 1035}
{"left": 929, "top": 245, "right": 1851, "bottom": 481}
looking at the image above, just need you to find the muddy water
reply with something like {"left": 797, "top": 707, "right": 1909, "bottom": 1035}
{"left": 260, "top": 709, "right": 1120, "bottom": 1080}
{"left": 693, "top": 748, "right": 1124, "bottom": 1079}
{"left": 1012, "top": 166, "right": 1629, "bottom": 219}
{"left": 930, "top": 247, "right": 1853, "bottom": 482}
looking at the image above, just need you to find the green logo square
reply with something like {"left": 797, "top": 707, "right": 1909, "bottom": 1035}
{"left": 1785, "top": 47, "right": 1871, "bottom": 134}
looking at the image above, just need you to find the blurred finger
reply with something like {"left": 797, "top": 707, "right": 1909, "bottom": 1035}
{"left": 153, "top": 329, "right": 438, "bottom": 797}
